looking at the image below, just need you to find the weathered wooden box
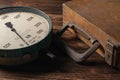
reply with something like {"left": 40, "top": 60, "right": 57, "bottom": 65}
{"left": 63, "top": 0, "right": 120, "bottom": 69}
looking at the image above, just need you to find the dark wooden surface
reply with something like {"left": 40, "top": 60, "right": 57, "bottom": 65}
{"left": 0, "top": 0, "right": 120, "bottom": 80}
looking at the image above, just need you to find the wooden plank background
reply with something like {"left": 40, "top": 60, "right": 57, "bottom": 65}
{"left": 0, "top": 0, "right": 120, "bottom": 80}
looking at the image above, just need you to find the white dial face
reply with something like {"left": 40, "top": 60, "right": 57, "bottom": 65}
{"left": 0, "top": 12, "right": 50, "bottom": 49}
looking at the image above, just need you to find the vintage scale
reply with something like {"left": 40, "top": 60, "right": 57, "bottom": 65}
{"left": 0, "top": 6, "right": 100, "bottom": 66}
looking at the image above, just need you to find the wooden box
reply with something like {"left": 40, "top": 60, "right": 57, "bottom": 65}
{"left": 63, "top": 0, "right": 120, "bottom": 69}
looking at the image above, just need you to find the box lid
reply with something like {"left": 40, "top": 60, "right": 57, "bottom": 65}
{"left": 64, "top": 0, "right": 120, "bottom": 42}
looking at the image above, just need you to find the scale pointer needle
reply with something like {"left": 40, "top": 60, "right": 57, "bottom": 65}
{"left": 5, "top": 22, "right": 29, "bottom": 45}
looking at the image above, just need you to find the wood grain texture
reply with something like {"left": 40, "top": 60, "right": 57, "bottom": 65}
{"left": 0, "top": 0, "right": 119, "bottom": 80}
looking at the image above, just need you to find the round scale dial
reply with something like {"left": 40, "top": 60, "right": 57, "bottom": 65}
{"left": 0, "top": 6, "right": 52, "bottom": 65}
{"left": 0, "top": 12, "right": 50, "bottom": 49}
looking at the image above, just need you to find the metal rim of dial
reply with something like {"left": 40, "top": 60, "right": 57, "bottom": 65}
{"left": 0, "top": 6, "right": 52, "bottom": 65}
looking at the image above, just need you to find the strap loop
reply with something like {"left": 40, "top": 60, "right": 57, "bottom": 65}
{"left": 55, "top": 23, "right": 101, "bottom": 62}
